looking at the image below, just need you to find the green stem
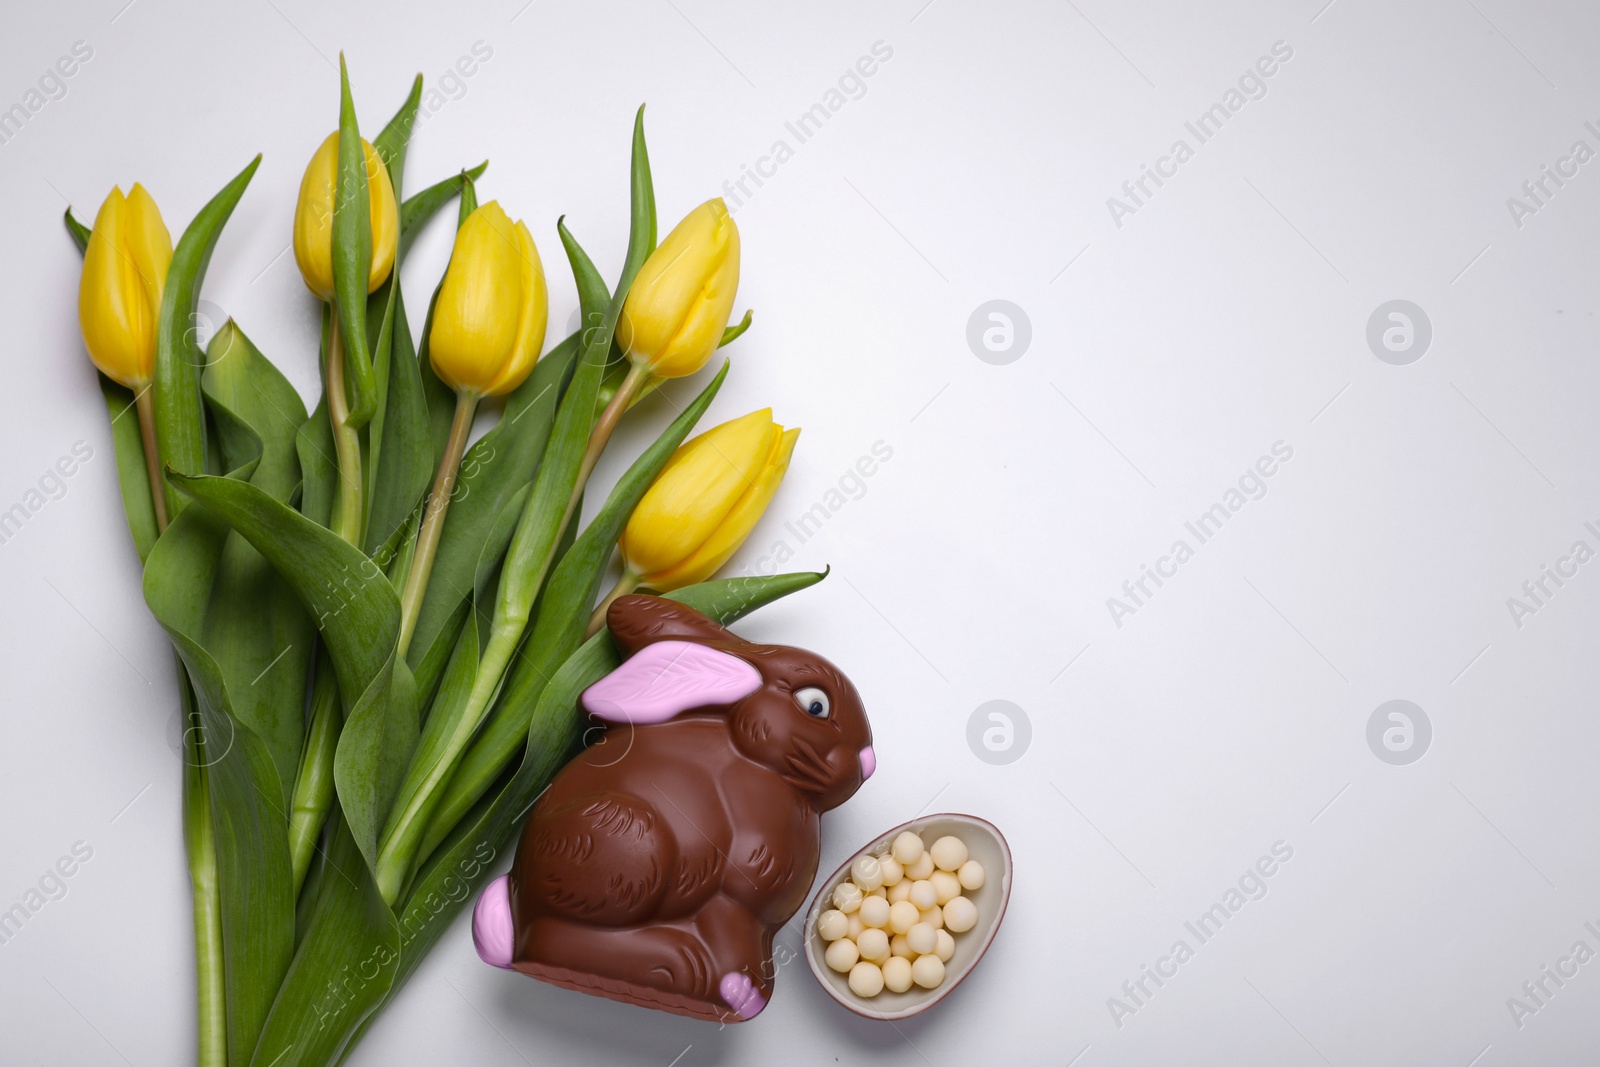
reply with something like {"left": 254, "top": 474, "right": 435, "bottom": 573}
{"left": 326, "top": 304, "right": 364, "bottom": 547}
{"left": 586, "top": 568, "right": 640, "bottom": 638}
{"left": 396, "top": 391, "right": 477, "bottom": 658}
{"left": 575, "top": 361, "right": 650, "bottom": 498}
{"left": 134, "top": 387, "right": 170, "bottom": 531}
{"left": 372, "top": 363, "right": 650, "bottom": 903}
{"left": 287, "top": 654, "right": 340, "bottom": 895}
{"left": 180, "top": 665, "right": 227, "bottom": 1067}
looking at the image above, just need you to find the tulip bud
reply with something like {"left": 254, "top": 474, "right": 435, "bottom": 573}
{"left": 78, "top": 184, "right": 172, "bottom": 389}
{"left": 292, "top": 131, "right": 398, "bottom": 301}
{"left": 427, "top": 202, "right": 548, "bottom": 398}
{"left": 617, "top": 198, "right": 739, "bottom": 379}
{"left": 620, "top": 409, "right": 798, "bottom": 591}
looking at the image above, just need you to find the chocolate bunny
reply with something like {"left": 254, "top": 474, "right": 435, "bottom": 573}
{"left": 472, "top": 594, "right": 876, "bottom": 1021}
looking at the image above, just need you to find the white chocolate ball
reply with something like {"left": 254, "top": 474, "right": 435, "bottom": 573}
{"left": 886, "top": 880, "right": 912, "bottom": 904}
{"left": 943, "top": 895, "right": 978, "bottom": 933}
{"left": 878, "top": 855, "right": 904, "bottom": 887}
{"left": 908, "top": 880, "right": 937, "bottom": 911}
{"left": 882, "top": 955, "right": 913, "bottom": 993}
{"left": 817, "top": 909, "right": 849, "bottom": 942}
{"left": 919, "top": 906, "right": 944, "bottom": 930}
{"left": 867, "top": 886, "right": 886, "bottom": 899}
{"left": 847, "top": 913, "right": 865, "bottom": 939}
{"left": 930, "top": 871, "right": 962, "bottom": 906}
{"left": 906, "top": 922, "right": 937, "bottom": 956}
{"left": 848, "top": 961, "right": 884, "bottom": 997}
{"left": 957, "top": 859, "right": 985, "bottom": 891}
{"left": 856, "top": 927, "right": 890, "bottom": 963}
{"left": 890, "top": 933, "right": 914, "bottom": 959}
{"left": 824, "top": 937, "right": 859, "bottom": 973}
{"left": 930, "top": 835, "right": 968, "bottom": 872}
{"left": 934, "top": 929, "right": 955, "bottom": 962}
{"left": 858, "top": 895, "right": 891, "bottom": 930}
{"left": 891, "top": 831, "right": 925, "bottom": 866}
{"left": 832, "top": 882, "right": 863, "bottom": 914}
{"left": 851, "top": 855, "right": 884, "bottom": 892}
{"left": 888, "top": 900, "right": 920, "bottom": 935}
{"left": 905, "top": 852, "right": 935, "bottom": 881}
{"left": 911, "top": 953, "right": 945, "bottom": 989}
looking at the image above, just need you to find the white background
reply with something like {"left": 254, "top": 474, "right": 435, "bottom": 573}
{"left": 3, "top": 0, "right": 1599, "bottom": 1064}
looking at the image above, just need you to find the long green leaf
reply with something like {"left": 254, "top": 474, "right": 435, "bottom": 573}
{"left": 166, "top": 472, "right": 415, "bottom": 874}
{"left": 362, "top": 281, "right": 430, "bottom": 559}
{"left": 297, "top": 309, "right": 339, "bottom": 529}
{"left": 488, "top": 106, "right": 656, "bottom": 637}
{"left": 151, "top": 318, "right": 316, "bottom": 1064}
{"left": 399, "top": 163, "right": 487, "bottom": 257}
{"left": 99, "top": 378, "right": 160, "bottom": 562}
{"left": 251, "top": 817, "right": 398, "bottom": 1067}
{"left": 360, "top": 78, "right": 434, "bottom": 560}
{"left": 405, "top": 331, "right": 579, "bottom": 696}
{"left": 420, "top": 361, "right": 729, "bottom": 855}
{"left": 154, "top": 155, "right": 261, "bottom": 517}
{"left": 199, "top": 322, "right": 314, "bottom": 807}
{"left": 372, "top": 75, "right": 423, "bottom": 191}
{"left": 333, "top": 56, "right": 378, "bottom": 428}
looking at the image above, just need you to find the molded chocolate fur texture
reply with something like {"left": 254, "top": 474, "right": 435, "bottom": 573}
{"left": 483, "top": 594, "right": 875, "bottom": 1022}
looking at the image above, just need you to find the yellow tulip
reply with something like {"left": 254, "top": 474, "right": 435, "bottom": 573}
{"left": 427, "top": 202, "right": 548, "bottom": 398}
{"left": 617, "top": 198, "right": 739, "bottom": 379}
{"left": 292, "top": 131, "right": 398, "bottom": 301}
{"left": 620, "top": 409, "right": 798, "bottom": 591}
{"left": 78, "top": 184, "right": 172, "bottom": 388}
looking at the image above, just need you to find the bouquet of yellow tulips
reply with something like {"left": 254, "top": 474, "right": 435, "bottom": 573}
{"left": 68, "top": 58, "right": 813, "bottom": 1067}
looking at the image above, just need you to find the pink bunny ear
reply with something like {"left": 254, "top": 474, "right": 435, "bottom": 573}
{"left": 582, "top": 640, "right": 761, "bottom": 724}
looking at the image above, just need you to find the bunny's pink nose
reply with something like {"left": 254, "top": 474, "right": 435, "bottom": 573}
{"left": 859, "top": 746, "right": 876, "bottom": 780}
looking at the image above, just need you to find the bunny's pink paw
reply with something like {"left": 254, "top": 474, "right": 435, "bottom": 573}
{"left": 473, "top": 875, "right": 516, "bottom": 969}
{"left": 719, "top": 971, "right": 767, "bottom": 1019}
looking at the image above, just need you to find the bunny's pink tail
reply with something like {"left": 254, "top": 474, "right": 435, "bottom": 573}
{"left": 473, "top": 875, "right": 516, "bottom": 969}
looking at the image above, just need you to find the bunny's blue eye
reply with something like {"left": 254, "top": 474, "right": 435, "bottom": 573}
{"left": 794, "top": 686, "right": 830, "bottom": 718}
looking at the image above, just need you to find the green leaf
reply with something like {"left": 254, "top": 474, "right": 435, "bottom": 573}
{"left": 417, "top": 286, "right": 455, "bottom": 469}
{"left": 145, "top": 490, "right": 294, "bottom": 1066}
{"left": 297, "top": 309, "right": 339, "bottom": 529}
{"left": 362, "top": 282, "right": 431, "bottom": 560}
{"left": 386, "top": 609, "right": 481, "bottom": 898}
{"left": 154, "top": 155, "right": 261, "bottom": 516}
{"left": 252, "top": 816, "right": 399, "bottom": 1066}
{"left": 720, "top": 308, "right": 753, "bottom": 346}
{"left": 560, "top": 217, "right": 610, "bottom": 339}
{"left": 489, "top": 108, "right": 658, "bottom": 635}
{"left": 333, "top": 56, "right": 378, "bottom": 428}
{"left": 457, "top": 172, "right": 478, "bottom": 223}
{"left": 373, "top": 75, "right": 423, "bottom": 196}
{"left": 377, "top": 111, "right": 665, "bottom": 895}
{"left": 99, "top": 378, "right": 160, "bottom": 562}
{"left": 289, "top": 653, "right": 339, "bottom": 896}
{"left": 627, "top": 103, "right": 658, "bottom": 264}
{"left": 64, "top": 207, "right": 90, "bottom": 251}
{"left": 166, "top": 472, "right": 414, "bottom": 873}
{"left": 421, "top": 361, "right": 729, "bottom": 853}
{"left": 399, "top": 163, "right": 487, "bottom": 257}
{"left": 199, "top": 322, "right": 314, "bottom": 807}
{"left": 405, "top": 332, "right": 579, "bottom": 697}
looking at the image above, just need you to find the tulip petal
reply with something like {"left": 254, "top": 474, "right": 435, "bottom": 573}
{"left": 620, "top": 408, "right": 777, "bottom": 576}
{"left": 429, "top": 202, "right": 526, "bottom": 395}
{"left": 617, "top": 198, "right": 740, "bottom": 379}
{"left": 482, "top": 218, "right": 547, "bottom": 397}
{"left": 642, "top": 424, "right": 799, "bottom": 591}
